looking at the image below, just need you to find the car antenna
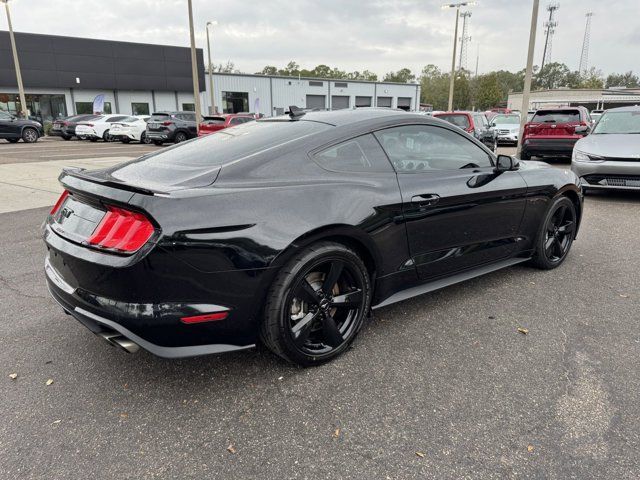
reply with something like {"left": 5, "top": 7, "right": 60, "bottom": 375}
{"left": 287, "top": 105, "right": 306, "bottom": 120}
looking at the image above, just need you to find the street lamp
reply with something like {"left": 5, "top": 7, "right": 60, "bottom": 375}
{"left": 2, "top": 0, "right": 27, "bottom": 118}
{"left": 187, "top": 0, "right": 202, "bottom": 133}
{"left": 206, "top": 20, "right": 218, "bottom": 114}
{"left": 442, "top": 1, "right": 476, "bottom": 111}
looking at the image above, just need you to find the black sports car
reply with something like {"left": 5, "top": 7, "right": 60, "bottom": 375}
{"left": 44, "top": 108, "right": 583, "bottom": 366}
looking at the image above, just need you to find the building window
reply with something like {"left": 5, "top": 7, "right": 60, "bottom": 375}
{"left": 309, "top": 81, "right": 323, "bottom": 87}
{"left": 0, "top": 93, "right": 67, "bottom": 122}
{"left": 182, "top": 103, "right": 195, "bottom": 112}
{"left": 76, "top": 101, "right": 111, "bottom": 114}
{"left": 222, "top": 91, "right": 249, "bottom": 113}
{"left": 335, "top": 82, "right": 348, "bottom": 88}
{"left": 131, "top": 102, "right": 150, "bottom": 115}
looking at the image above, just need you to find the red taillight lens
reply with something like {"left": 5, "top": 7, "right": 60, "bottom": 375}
{"left": 88, "top": 206, "right": 154, "bottom": 252}
{"left": 50, "top": 190, "right": 69, "bottom": 215}
{"left": 162, "top": 121, "right": 173, "bottom": 126}
{"left": 180, "top": 311, "right": 229, "bottom": 324}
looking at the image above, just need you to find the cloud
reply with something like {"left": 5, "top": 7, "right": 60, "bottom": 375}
{"left": 3, "top": 0, "right": 638, "bottom": 77}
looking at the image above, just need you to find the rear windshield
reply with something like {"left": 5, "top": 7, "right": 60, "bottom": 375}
{"left": 105, "top": 115, "right": 129, "bottom": 123}
{"left": 109, "top": 120, "right": 330, "bottom": 189}
{"left": 149, "top": 113, "right": 172, "bottom": 121}
{"left": 531, "top": 110, "right": 580, "bottom": 123}
{"left": 202, "top": 116, "right": 226, "bottom": 124}
{"left": 493, "top": 115, "right": 520, "bottom": 125}
{"left": 436, "top": 114, "right": 470, "bottom": 129}
{"left": 116, "top": 116, "right": 139, "bottom": 123}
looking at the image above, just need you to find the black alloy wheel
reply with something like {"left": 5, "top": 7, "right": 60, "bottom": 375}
{"left": 103, "top": 130, "right": 112, "bottom": 142}
{"left": 531, "top": 196, "right": 576, "bottom": 269}
{"left": 261, "top": 242, "right": 371, "bottom": 366}
{"left": 140, "top": 132, "right": 152, "bottom": 144}
{"left": 174, "top": 132, "right": 187, "bottom": 143}
{"left": 22, "top": 128, "right": 38, "bottom": 143}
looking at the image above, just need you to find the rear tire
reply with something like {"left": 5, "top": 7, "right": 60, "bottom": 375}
{"left": 261, "top": 241, "right": 372, "bottom": 366}
{"left": 174, "top": 131, "right": 187, "bottom": 143}
{"left": 62, "top": 135, "right": 71, "bottom": 141}
{"left": 520, "top": 152, "right": 531, "bottom": 160}
{"left": 140, "top": 132, "right": 152, "bottom": 144}
{"left": 22, "top": 127, "right": 39, "bottom": 143}
{"left": 102, "top": 130, "right": 111, "bottom": 142}
{"left": 530, "top": 196, "right": 576, "bottom": 270}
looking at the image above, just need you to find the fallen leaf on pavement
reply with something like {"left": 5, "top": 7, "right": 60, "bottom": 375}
{"left": 517, "top": 327, "right": 529, "bottom": 335}
{"left": 120, "top": 413, "right": 128, "bottom": 418}
{"left": 227, "top": 444, "right": 237, "bottom": 454}
{"left": 46, "top": 379, "right": 54, "bottom": 386}
{"left": 333, "top": 428, "right": 340, "bottom": 438}
{"left": 9, "top": 373, "right": 18, "bottom": 380}
{"left": 619, "top": 294, "right": 628, "bottom": 298}
{"left": 416, "top": 451, "right": 426, "bottom": 458}
{"left": 51, "top": 420, "right": 61, "bottom": 425}
{"left": 527, "top": 445, "right": 534, "bottom": 452}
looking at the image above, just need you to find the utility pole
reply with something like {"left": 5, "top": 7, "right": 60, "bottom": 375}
{"left": 540, "top": 2, "right": 559, "bottom": 72}
{"left": 578, "top": 12, "right": 593, "bottom": 75}
{"left": 458, "top": 11, "right": 472, "bottom": 71}
{"left": 443, "top": 2, "right": 476, "bottom": 112}
{"left": 206, "top": 21, "right": 218, "bottom": 114}
{"left": 187, "top": 0, "right": 201, "bottom": 132}
{"left": 517, "top": 0, "right": 540, "bottom": 158}
{"left": 2, "top": 0, "right": 27, "bottom": 118}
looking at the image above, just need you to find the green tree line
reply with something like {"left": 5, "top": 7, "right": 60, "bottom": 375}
{"left": 252, "top": 61, "right": 639, "bottom": 111}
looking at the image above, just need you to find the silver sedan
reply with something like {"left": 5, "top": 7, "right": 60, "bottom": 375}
{"left": 572, "top": 106, "right": 640, "bottom": 191}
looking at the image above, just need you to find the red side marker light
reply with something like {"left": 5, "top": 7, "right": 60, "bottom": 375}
{"left": 180, "top": 312, "right": 229, "bottom": 324}
{"left": 50, "top": 190, "right": 69, "bottom": 215}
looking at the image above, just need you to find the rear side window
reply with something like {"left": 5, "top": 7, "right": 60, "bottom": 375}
{"left": 313, "top": 134, "right": 393, "bottom": 173}
{"left": 531, "top": 110, "right": 580, "bottom": 123}
{"left": 436, "top": 114, "right": 470, "bottom": 129}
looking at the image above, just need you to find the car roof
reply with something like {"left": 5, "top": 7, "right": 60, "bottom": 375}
{"left": 266, "top": 108, "right": 413, "bottom": 127}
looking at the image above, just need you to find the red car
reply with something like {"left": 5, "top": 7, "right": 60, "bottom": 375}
{"left": 198, "top": 113, "right": 255, "bottom": 136}
{"left": 520, "top": 107, "right": 591, "bottom": 160}
{"left": 433, "top": 111, "right": 497, "bottom": 151}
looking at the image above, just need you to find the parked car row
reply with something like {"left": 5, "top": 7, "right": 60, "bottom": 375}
{"left": 46, "top": 111, "right": 257, "bottom": 146}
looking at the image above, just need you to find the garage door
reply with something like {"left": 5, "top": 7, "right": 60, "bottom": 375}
{"left": 331, "top": 96, "right": 350, "bottom": 110}
{"left": 397, "top": 97, "right": 412, "bottom": 111}
{"left": 355, "top": 96, "right": 372, "bottom": 107}
{"left": 306, "top": 95, "right": 326, "bottom": 110}
{"left": 377, "top": 97, "right": 392, "bottom": 108}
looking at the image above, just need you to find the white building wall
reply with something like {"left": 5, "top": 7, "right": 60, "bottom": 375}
{"left": 153, "top": 91, "right": 178, "bottom": 111}
{"left": 115, "top": 90, "right": 154, "bottom": 115}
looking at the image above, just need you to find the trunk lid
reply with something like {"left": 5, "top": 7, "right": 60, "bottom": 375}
{"left": 147, "top": 113, "right": 173, "bottom": 132}
{"left": 526, "top": 109, "right": 583, "bottom": 137}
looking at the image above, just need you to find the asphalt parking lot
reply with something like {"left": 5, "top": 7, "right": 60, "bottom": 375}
{"left": 1, "top": 140, "right": 639, "bottom": 479}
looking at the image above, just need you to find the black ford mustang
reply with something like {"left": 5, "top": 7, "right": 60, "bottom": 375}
{"left": 43, "top": 108, "right": 583, "bottom": 366}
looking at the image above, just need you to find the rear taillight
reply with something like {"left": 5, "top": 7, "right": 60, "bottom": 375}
{"left": 50, "top": 190, "right": 69, "bottom": 215}
{"left": 85, "top": 123, "right": 94, "bottom": 127}
{"left": 88, "top": 206, "right": 155, "bottom": 253}
{"left": 162, "top": 121, "right": 173, "bottom": 126}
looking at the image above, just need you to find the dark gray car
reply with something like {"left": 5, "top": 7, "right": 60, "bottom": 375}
{"left": 145, "top": 111, "right": 199, "bottom": 145}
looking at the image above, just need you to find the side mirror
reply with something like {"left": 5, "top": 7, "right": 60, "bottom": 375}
{"left": 495, "top": 154, "right": 518, "bottom": 172}
{"left": 574, "top": 125, "right": 589, "bottom": 135}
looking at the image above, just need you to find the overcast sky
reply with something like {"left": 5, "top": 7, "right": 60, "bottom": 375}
{"left": 3, "top": 0, "right": 639, "bottom": 77}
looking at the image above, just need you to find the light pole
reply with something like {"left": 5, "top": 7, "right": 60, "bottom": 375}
{"left": 442, "top": 2, "right": 476, "bottom": 111}
{"left": 2, "top": 0, "right": 27, "bottom": 118}
{"left": 517, "top": 0, "right": 540, "bottom": 158}
{"left": 206, "top": 20, "right": 218, "bottom": 114}
{"left": 187, "top": 0, "right": 202, "bottom": 132}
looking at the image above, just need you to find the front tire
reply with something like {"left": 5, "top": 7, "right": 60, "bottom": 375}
{"left": 261, "top": 241, "right": 372, "bottom": 366}
{"left": 530, "top": 196, "right": 576, "bottom": 270}
{"left": 22, "top": 128, "right": 39, "bottom": 143}
{"left": 174, "top": 132, "right": 187, "bottom": 143}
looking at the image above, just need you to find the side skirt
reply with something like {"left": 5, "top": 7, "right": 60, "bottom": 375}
{"left": 372, "top": 257, "right": 530, "bottom": 310}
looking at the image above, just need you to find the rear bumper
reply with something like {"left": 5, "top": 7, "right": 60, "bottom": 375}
{"left": 145, "top": 130, "right": 173, "bottom": 141}
{"left": 45, "top": 255, "right": 256, "bottom": 358}
{"left": 522, "top": 138, "right": 578, "bottom": 157}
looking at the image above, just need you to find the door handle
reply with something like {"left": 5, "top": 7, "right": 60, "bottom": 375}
{"left": 410, "top": 194, "right": 440, "bottom": 206}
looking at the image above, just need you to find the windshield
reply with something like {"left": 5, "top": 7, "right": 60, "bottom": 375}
{"left": 592, "top": 111, "right": 640, "bottom": 134}
{"left": 436, "top": 114, "right": 470, "bottom": 129}
{"left": 493, "top": 115, "right": 519, "bottom": 125}
{"left": 109, "top": 120, "right": 331, "bottom": 189}
{"left": 531, "top": 110, "right": 580, "bottom": 124}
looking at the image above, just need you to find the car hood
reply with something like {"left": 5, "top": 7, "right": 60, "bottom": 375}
{"left": 574, "top": 134, "right": 640, "bottom": 159}
{"left": 518, "top": 159, "right": 551, "bottom": 170}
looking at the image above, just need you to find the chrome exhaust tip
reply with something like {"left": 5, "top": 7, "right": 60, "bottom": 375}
{"left": 98, "top": 332, "right": 140, "bottom": 354}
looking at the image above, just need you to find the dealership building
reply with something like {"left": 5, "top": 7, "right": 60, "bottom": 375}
{"left": 0, "top": 31, "right": 420, "bottom": 123}
{"left": 507, "top": 88, "right": 640, "bottom": 111}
